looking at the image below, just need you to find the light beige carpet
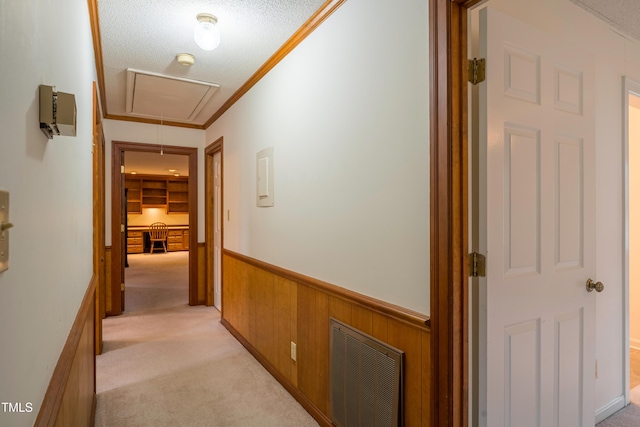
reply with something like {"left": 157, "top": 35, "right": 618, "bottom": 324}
{"left": 95, "top": 251, "right": 318, "bottom": 427}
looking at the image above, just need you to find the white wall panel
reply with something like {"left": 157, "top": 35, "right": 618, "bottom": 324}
{"left": 554, "top": 65, "right": 583, "bottom": 115}
{"left": 505, "top": 319, "right": 540, "bottom": 427}
{"left": 555, "top": 135, "right": 583, "bottom": 270}
{"left": 504, "top": 45, "right": 541, "bottom": 104}
{"left": 504, "top": 125, "right": 540, "bottom": 277}
{"left": 555, "top": 309, "right": 584, "bottom": 426}
{"left": 205, "top": 0, "right": 430, "bottom": 313}
{"left": 504, "top": 126, "right": 540, "bottom": 276}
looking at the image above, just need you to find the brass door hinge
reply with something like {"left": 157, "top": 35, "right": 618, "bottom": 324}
{"left": 468, "top": 252, "right": 486, "bottom": 277}
{"left": 121, "top": 283, "right": 125, "bottom": 291}
{"left": 468, "top": 58, "right": 486, "bottom": 85}
{"left": 121, "top": 165, "right": 125, "bottom": 173}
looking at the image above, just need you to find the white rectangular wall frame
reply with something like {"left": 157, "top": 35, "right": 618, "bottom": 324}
{"left": 257, "top": 147, "right": 274, "bottom": 207}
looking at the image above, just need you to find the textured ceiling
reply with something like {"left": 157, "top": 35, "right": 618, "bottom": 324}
{"left": 96, "top": 0, "right": 640, "bottom": 129}
{"left": 124, "top": 152, "right": 189, "bottom": 177}
{"left": 97, "top": 0, "right": 326, "bottom": 126}
{"left": 570, "top": 0, "right": 640, "bottom": 41}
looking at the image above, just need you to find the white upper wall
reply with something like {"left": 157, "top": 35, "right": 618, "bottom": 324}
{"left": 205, "top": 0, "right": 430, "bottom": 314}
{"left": 102, "top": 120, "right": 205, "bottom": 243}
{"left": 0, "top": 0, "right": 97, "bottom": 425}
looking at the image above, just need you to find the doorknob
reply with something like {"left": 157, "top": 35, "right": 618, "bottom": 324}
{"left": 586, "top": 278, "right": 604, "bottom": 293}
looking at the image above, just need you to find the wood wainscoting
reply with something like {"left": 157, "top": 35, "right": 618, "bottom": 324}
{"left": 222, "top": 250, "right": 430, "bottom": 427}
{"left": 35, "top": 275, "right": 96, "bottom": 427}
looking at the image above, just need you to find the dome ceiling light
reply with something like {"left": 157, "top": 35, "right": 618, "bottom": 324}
{"left": 176, "top": 53, "right": 195, "bottom": 66}
{"left": 194, "top": 13, "right": 220, "bottom": 51}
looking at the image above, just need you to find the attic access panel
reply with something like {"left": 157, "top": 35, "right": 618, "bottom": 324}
{"left": 126, "top": 69, "right": 220, "bottom": 121}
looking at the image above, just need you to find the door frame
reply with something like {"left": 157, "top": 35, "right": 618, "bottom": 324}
{"left": 623, "top": 77, "right": 640, "bottom": 407}
{"left": 205, "top": 137, "right": 223, "bottom": 309}
{"left": 110, "top": 141, "right": 199, "bottom": 314}
{"left": 92, "top": 81, "right": 105, "bottom": 355}
{"left": 429, "top": 0, "right": 482, "bottom": 425}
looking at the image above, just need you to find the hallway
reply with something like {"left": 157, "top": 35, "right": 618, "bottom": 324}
{"left": 94, "top": 252, "right": 318, "bottom": 426}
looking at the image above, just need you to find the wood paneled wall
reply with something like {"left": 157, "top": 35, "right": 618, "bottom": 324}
{"left": 35, "top": 276, "right": 96, "bottom": 427}
{"left": 222, "top": 250, "right": 431, "bottom": 427}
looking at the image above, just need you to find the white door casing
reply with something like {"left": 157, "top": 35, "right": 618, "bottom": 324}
{"left": 214, "top": 151, "right": 222, "bottom": 310}
{"left": 478, "top": 7, "right": 596, "bottom": 426}
{"left": 623, "top": 78, "right": 640, "bottom": 407}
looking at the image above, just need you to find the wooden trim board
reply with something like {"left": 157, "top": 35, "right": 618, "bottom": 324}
{"left": 429, "top": 0, "right": 482, "bottom": 425}
{"left": 203, "top": 0, "right": 346, "bottom": 128}
{"left": 92, "top": 81, "right": 106, "bottom": 356}
{"left": 87, "top": 0, "right": 107, "bottom": 121}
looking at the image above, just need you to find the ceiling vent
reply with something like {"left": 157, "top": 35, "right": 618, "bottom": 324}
{"left": 126, "top": 69, "right": 220, "bottom": 121}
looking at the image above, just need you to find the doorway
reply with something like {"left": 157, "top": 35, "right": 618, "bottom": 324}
{"left": 110, "top": 141, "right": 198, "bottom": 315}
{"left": 93, "top": 81, "right": 106, "bottom": 355}
{"left": 205, "top": 137, "right": 223, "bottom": 311}
{"left": 624, "top": 78, "right": 640, "bottom": 406}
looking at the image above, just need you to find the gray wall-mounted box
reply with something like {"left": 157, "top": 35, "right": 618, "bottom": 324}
{"left": 39, "top": 85, "right": 77, "bottom": 139}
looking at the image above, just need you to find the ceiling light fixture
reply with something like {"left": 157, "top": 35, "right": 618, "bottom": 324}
{"left": 176, "top": 53, "right": 195, "bottom": 66}
{"left": 194, "top": 13, "right": 220, "bottom": 51}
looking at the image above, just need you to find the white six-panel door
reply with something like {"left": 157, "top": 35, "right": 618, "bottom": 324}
{"left": 478, "top": 8, "right": 596, "bottom": 426}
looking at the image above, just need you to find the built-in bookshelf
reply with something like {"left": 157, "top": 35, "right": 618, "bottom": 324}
{"left": 125, "top": 175, "right": 189, "bottom": 214}
{"left": 142, "top": 179, "right": 167, "bottom": 206}
{"left": 124, "top": 179, "right": 142, "bottom": 214}
{"left": 167, "top": 180, "right": 189, "bottom": 213}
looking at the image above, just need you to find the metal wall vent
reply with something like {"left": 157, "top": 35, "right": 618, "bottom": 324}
{"left": 330, "top": 318, "right": 404, "bottom": 427}
{"left": 125, "top": 69, "right": 219, "bottom": 121}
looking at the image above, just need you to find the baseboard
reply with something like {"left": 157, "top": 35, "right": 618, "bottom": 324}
{"left": 595, "top": 395, "right": 625, "bottom": 423}
{"left": 221, "top": 318, "right": 333, "bottom": 427}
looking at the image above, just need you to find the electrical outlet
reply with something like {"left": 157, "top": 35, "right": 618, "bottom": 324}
{"left": 0, "top": 191, "right": 11, "bottom": 273}
{"left": 291, "top": 341, "right": 297, "bottom": 362}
